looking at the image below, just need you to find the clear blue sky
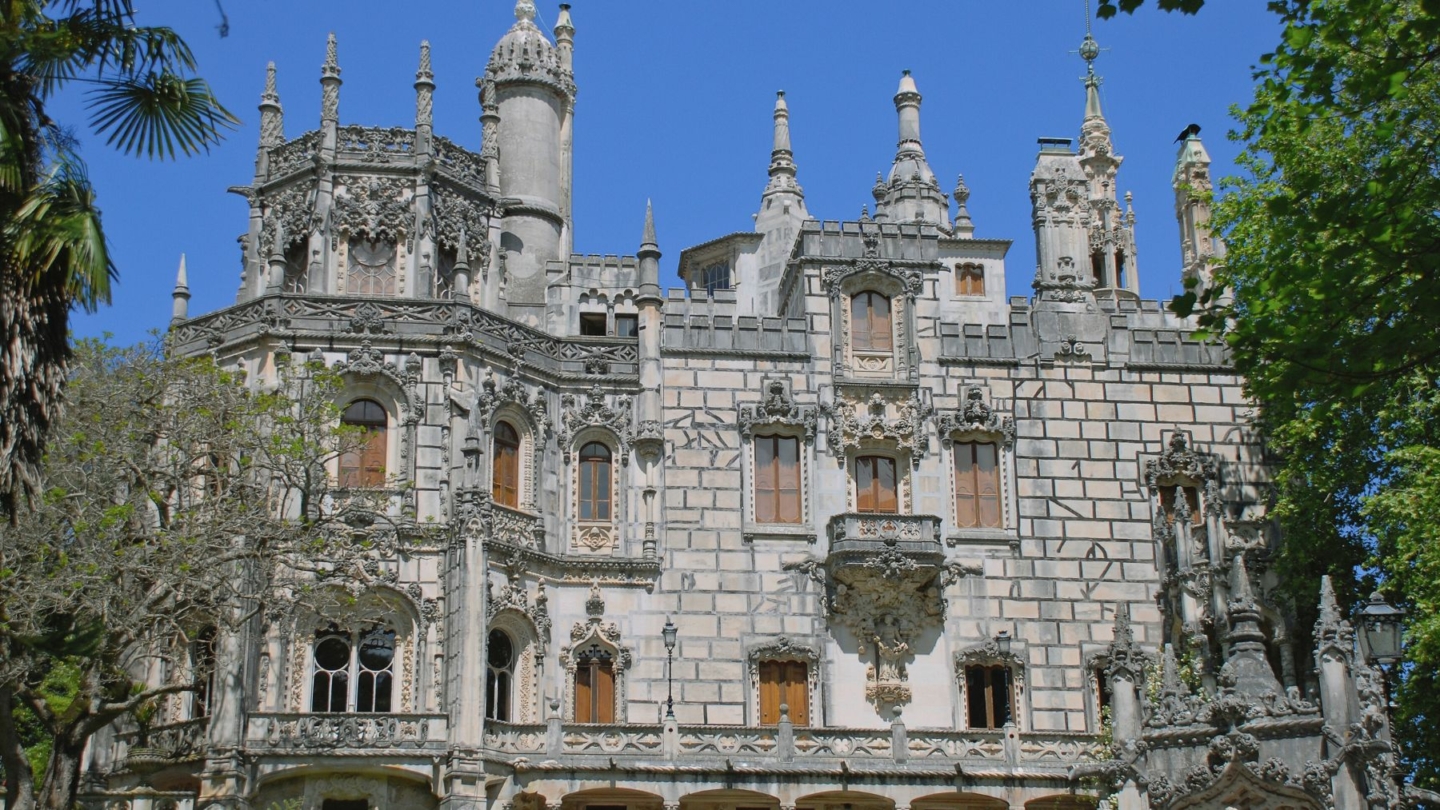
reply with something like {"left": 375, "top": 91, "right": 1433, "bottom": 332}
{"left": 62, "top": 1, "right": 1281, "bottom": 344}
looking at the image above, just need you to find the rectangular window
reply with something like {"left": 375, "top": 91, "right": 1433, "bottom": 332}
{"left": 954, "top": 442, "right": 1002, "bottom": 528}
{"left": 855, "top": 455, "right": 899, "bottom": 514}
{"left": 758, "top": 660, "right": 808, "bottom": 725}
{"left": 579, "top": 312, "right": 608, "bottom": 336}
{"left": 851, "top": 291, "right": 894, "bottom": 353}
{"left": 754, "top": 435, "right": 802, "bottom": 524}
{"left": 575, "top": 658, "right": 615, "bottom": 723}
{"left": 1159, "top": 485, "right": 1202, "bottom": 525}
{"left": 615, "top": 314, "right": 639, "bottom": 338}
{"left": 965, "top": 665, "right": 1013, "bottom": 729}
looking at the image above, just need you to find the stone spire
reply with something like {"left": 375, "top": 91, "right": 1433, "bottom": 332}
{"left": 875, "top": 71, "right": 950, "bottom": 229}
{"left": 1072, "top": 16, "right": 1139, "bottom": 295}
{"left": 258, "top": 62, "right": 283, "bottom": 149}
{"left": 171, "top": 254, "right": 190, "bottom": 324}
{"left": 554, "top": 4, "right": 575, "bottom": 72}
{"left": 756, "top": 91, "right": 808, "bottom": 232}
{"left": 320, "top": 33, "right": 341, "bottom": 125}
{"left": 638, "top": 199, "right": 661, "bottom": 301}
{"left": 1220, "top": 554, "right": 1281, "bottom": 698}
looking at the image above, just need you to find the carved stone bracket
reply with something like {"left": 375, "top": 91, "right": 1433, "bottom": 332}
{"left": 738, "top": 379, "right": 817, "bottom": 444}
{"left": 937, "top": 384, "right": 1015, "bottom": 448}
{"left": 558, "top": 384, "right": 634, "bottom": 465}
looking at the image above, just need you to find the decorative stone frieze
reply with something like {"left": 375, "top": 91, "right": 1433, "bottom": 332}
{"left": 737, "top": 379, "right": 817, "bottom": 443}
{"left": 937, "top": 384, "right": 1015, "bottom": 448}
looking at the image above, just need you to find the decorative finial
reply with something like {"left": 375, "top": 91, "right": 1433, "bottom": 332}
{"left": 417, "top": 40, "right": 433, "bottom": 82}
{"left": 262, "top": 62, "right": 279, "bottom": 104}
{"left": 322, "top": 32, "right": 340, "bottom": 78}
{"left": 515, "top": 0, "right": 537, "bottom": 23}
{"left": 171, "top": 254, "right": 190, "bottom": 323}
{"left": 954, "top": 174, "right": 970, "bottom": 205}
{"left": 454, "top": 228, "right": 470, "bottom": 269}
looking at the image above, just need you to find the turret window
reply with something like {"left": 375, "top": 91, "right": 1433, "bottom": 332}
{"left": 579, "top": 313, "right": 608, "bottom": 336}
{"left": 615, "top": 314, "right": 638, "bottom": 338}
{"left": 339, "top": 400, "right": 387, "bottom": 488}
{"left": 492, "top": 421, "right": 521, "bottom": 508}
{"left": 851, "top": 291, "right": 894, "bottom": 353}
{"left": 347, "top": 239, "right": 397, "bottom": 296}
{"left": 957, "top": 264, "right": 985, "bottom": 296}
{"left": 702, "top": 262, "right": 731, "bottom": 294}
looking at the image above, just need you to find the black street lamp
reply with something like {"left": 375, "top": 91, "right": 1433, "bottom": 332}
{"left": 1358, "top": 592, "right": 1406, "bottom": 665}
{"left": 662, "top": 617, "right": 678, "bottom": 720}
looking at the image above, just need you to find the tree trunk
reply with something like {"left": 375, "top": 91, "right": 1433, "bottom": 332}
{"left": 33, "top": 734, "right": 84, "bottom": 810}
{"left": 0, "top": 685, "right": 37, "bottom": 810}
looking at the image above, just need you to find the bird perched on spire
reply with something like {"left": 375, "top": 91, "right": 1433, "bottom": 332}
{"left": 1174, "top": 123, "right": 1202, "bottom": 143}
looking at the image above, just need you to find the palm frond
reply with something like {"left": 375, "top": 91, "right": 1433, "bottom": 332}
{"left": 86, "top": 72, "right": 236, "bottom": 160}
{"left": 7, "top": 154, "right": 114, "bottom": 311}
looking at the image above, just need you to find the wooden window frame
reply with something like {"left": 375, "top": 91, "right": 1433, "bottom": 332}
{"left": 339, "top": 399, "right": 388, "bottom": 488}
{"left": 573, "top": 647, "right": 616, "bottom": 724}
{"left": 1159, "top": 484, "right": 1203, "bottom": 526}
{"left": 757, "top": 660, "right": 809, "bottom": 726}
{"left": 956, "top": 263, "right": 985, "bottom": 297}
{"left": 577, "top": 442, "right": 613, "bottom": 523}
{"left": 492, "top": 421, "right": 521, "bottom": 508}
{"left": 753, "top": 434, "right": 803, "bottom": 525}
{"left": 855, "top": 454, "right": 899, "bottom": 514}
{"left": 964, "top": 664, "right": 1014, "bottom": 730}
{"left": 850, "top": 291, "right": 894, "bottom": 353}
{"left": 953, "top": 441, "right": 1002, "bottom": 529}
{"left": 614, "top": 313, "right": 639, "bottom": 338}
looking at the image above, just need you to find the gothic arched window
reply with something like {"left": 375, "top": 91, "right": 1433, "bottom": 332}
{"left": 954, "top": 441, "right": 1001, "bottom": 529}
{"left": 486, "top": 629, "right": 515, "bottom": 722}
{"left": 578, "top": 442, "right": 612, "bottom": 522}
{"left": 311, "top": 625, "right": 396, "bottom": 713}
{"left": 347, "top": 239, "right": 397, "bottom": 296}
{"left": 191, "top": 626, "right": 217, "bottom": 718}
{"left": 573, "top": 645, "right": 616, "bottom": 723}
{"left": 492, "top": 421, "right": 521, "bottom": 508}
{"left": 855, "top": 455, "right": 898, "bottom": 514}
{"left": 339, "top": 400, "right": 387, "bottom": 488}
{"left": 851, "top": 291, "right": 893, "bottom": 353}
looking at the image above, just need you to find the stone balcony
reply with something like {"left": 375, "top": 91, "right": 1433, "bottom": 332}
{"left": 245, "top": 712, "right": 449, "bottom": 755}
{"left": 116, "top": 717, "right": 210, "bottom": 774}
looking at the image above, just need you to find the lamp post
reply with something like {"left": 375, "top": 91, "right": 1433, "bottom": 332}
{"left": 662, "top": 617, "right": 678, "bottom": 720}
{"left": 995, "top": 630, "right": 1012, "bottom": 657}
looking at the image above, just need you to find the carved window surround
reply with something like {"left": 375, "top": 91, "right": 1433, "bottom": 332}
{"left": 284, "top": 587, "right": 420, "bottom": 715}
{"left": 821, "top": 234, "right": 926, "bottom": 383}
{"left": 330, "top": 343, "right": 425, "bottom": 514}
{"left": 486, "top": 571, "right": 550, "bottom": 723}
{"left": 472, "top": 370, "right": 551, "bottom": 515}
{"left": 745, "top": 636, "right": 821, "bottom": 726}
{"left": 822, "top": 388, "right": 934, "bottom": 475}
{"left": 938, "top": 385, "right": 1019, "bottom": 548}
{"left": 953, "top": 640, "right": 1028, "bottom": 732}
{"left": 560, "top": 583, "right": 631, "bottom": 724}
{"left": 739, "top": 378, "right": 817, "bottom": 543}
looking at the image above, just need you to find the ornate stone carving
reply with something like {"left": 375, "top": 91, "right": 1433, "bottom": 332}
{"left": 333, "top": 175, "right": 412, "bottom": 244}
{"left": 1056, "top": 334, "right": 1091, "bottom": 359}
{"left": 336, "top": 126, "right": 417, "bottom": 163}
{"left": 937, "top": 384, "right": 1015, "bottom": 448}
{"left": 432, "top": 182, "right": 493, "bottom": 256}
{"left": 738, "top": 379, "right": 817, "bottom": 443}
{"left": 558, "top": 384, "right": 633, "bottom": 465}
{"left": 1145, "top": 431, "right": 1220, "bottom": 500}
{"left": 257, "top": 183, "right": 317, "bottom": 256}
{"left": 1101, "top": 602, "right": 1151, "bottom": 684}
{"left": 822, "top": 390, "right": 933, "bottom": 464}
{"left": 561, "top": 581, "right": 631, "bottom": 723}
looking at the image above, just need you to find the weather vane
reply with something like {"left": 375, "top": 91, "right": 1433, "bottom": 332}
{"left": 1075, "top": 0, "right": 1109, "bottom": 80}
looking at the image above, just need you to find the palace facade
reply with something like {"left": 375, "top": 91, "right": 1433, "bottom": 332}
{"left": 85, "top": 4, "right": 1405, "bottom": 810}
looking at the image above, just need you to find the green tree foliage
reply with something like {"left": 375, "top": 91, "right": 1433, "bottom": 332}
{"left": 1158, "top": 0, "right": 1440, "bottom": 789}
{"left": 0, "top": 0, "right": 236, "bottom": 521}
{"left": 0, "top": 340, "right": 367, "bottom": 810}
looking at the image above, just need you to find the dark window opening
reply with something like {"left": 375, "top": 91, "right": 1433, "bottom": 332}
{"left": 579, "top": 313, "right": 608, "bottom": 336}
{"left": 1091, "top": 250, "right": 1107, "bottom": 287}
{"left": 965, "top": 664, "right": 1013, "bottom": 729}
{"left": 486, "top": 629, "right": 515, "bottom": 721}
{"left": 322, "top": 801, "right": 368, "bottom": 810}
{"left": 702, "top": 262, "right": 731, "bottom": 294}
{"left": 614, "top": 314, "right": 638, "bottom": 338}
{"left": 1159, "top": 485, "right": 1203, "bottom": 526}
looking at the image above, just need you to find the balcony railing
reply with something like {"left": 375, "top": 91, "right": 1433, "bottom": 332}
{"left": 246, "top": 713, "right": 448, "bottom": 753}
{"left": 116, "top": 717, "right": 210, "bottom": 772}
{"left": 826, "top": 513, "right": 943, "bottom": 557}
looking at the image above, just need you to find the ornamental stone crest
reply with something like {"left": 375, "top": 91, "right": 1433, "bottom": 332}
{"left": 487, "top": 569, "right": 551, "bottom": 654}
{"left": 559, "top": 384, "right": 633, "bottom": 465}
{"left": 937, "top": 385, "right": 1015, "bottom": 448}
{"left": 822, "top": 391, "right": 933, "bottom": 464}
{"left": 432, "top": 182, "right": 493, "bottom": 257}
{"left": 257, "top": 183, "right": 317, "bottom": 257}
{"left": 333, "top": 175, "right": 412, "bottom": 244}
{"left": 472, "top": 370, "right": 551, "bottom": 439}
{"left": 331, "top": 341, "right": 424, "bottom": 423}
{"left": 738, "top": 379, "right": 817, "bottom": 444}
{"left": 1145, "top": 431, "right": 1220, "bottom": 494}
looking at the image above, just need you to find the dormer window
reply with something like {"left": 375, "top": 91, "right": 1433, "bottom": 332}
{"left": 957, "top": 263, "right": 985, "bottom": 296}
{"left": 851, "top": 291, "right": 893, "bottom": 353}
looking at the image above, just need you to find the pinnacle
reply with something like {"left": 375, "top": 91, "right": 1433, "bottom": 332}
{"left": 323, "top": 32, "right": 340, "bottom": 77}
{"left": 417, "top": 40, "right": 433, "bottom": 82}
{"left": 173, "top": 254, "right": 189, "bottom": 292}
{"left": 640, "top": 199, "right": 658, "bottom": 250}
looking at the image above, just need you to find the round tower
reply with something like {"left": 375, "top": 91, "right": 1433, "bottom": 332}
{"left": 482, "top": 0, "right": 576, "bottom": 319}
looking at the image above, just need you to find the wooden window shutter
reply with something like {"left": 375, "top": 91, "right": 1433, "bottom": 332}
{"left": 976, "top": 442, "right": 1001, "bottom": 528}
{"left": 595, "top": 662, "right": 615, "bottom": 723}
{"left": 575, "top": 663, "right": 593, "bottom": 721}
{"left": 758, "top": 661, "right": 781, "bottom": 725}
{"left": 777, "top": 436, "right": 801, "bottom": 523}
{"left": 784, "top": 662, "right": 808, "bottom": 726}
{"left": 955, "top": 444, "right": 978, "bottom": 527}
{"left": 754, "top": 437, "right": 777, "bottom": 523}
